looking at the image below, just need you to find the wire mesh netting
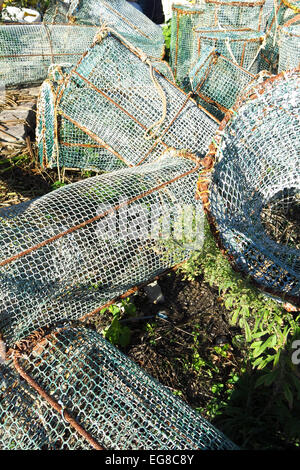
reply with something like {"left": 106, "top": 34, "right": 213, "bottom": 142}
{"left": 198, "top": 69, "right": 300, "bottom": 303}
{"left": 191, "top": 28, "right": 264, "bottom": 76}
{"left": 36, "top": 78, "right": 127, "bottom": 172}
{"left": 261, "top": 0, "right": 276, "bottom": 30}
{"left": 260, "top": 0, "right": 300, "bottom": 72}
{"left": 170, "top": 3, "right": 213, "bottom": 88}
{"left": 0, "top": 149, "right": 205, "bottom": 348}
{"left": 37, "top": 28, "right": 218, "bottom": 172}
{"left": 169, "top": 0, "right": 266, "bottom": 87}
{"left": 203, "top": 0, "right": 266, "bottom": 30}
{"left": 0, "top": 23, "right": 99, "bottom": 88}
{"left": 43, "top": 0, "right": 165, "bottom": 59}
{"left": 278, "top": 14, "right": 300, "bottom": 71}
{"left": 0, "top": 325, "right": 238, "bottom": 450}
{"left": 0, "top": 360, "right": 89, "bottom": 450}
{"left": 42, "top": 0, "right": 70, "bottom": 24}
{"left": 189, "top": 46, "right": 258, "bottom": 115}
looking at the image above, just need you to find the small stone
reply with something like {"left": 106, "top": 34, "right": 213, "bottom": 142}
{"left": 0, "top": 101, "right": 36, "bottom": 143}
{"left": 143, "top": 281, "right": 165, "bottom": 305}
{"left": 214, "top": 335, "right": 230, "bottom": 346}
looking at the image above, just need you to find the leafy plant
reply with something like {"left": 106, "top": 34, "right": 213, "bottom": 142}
{"left": 162, "top": 19, "right": 171, "bottom": 63}
{"left": 101, "top": 298, "right": 136, "bottom": 349}
{"left": 51, "top": 180, "right": 66, "bottom": 190}
{"left": 179, "top": 219, "right": 300, "bottom": 448}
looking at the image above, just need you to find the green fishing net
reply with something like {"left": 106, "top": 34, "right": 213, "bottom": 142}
{"left": 0, "top": 23, "right": 98, "bottom": 88}
{"left": 44, "top": 0, "right": 165, "bottom": 59}
{"left": 0, "top": 325, "right": 238, "bottom": 450}
{"left": 36, "top": 29, "right": 218, "bottom": 172}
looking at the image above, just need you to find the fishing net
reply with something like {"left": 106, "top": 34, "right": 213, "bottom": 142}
{"left": 0, "top": 23, "right": 100, "bottom": 89}
{"left": 197, "top": 69, "right": 300, "bottom": 304}
{"left": 169, "top": 0, "right": 265, "bottom": 87}
{"left": 0, "top": 360, "right": 89, "bottom": 450}
{"left": 261, "top": 0, "right": 277, "bottom": 30}
{"left": 36, "top": 28, "right": 218, "bottom": 172}
{"left": 43, "top": 0, "right": 165, "bottom": 59}
{"left": 0, "top": 325, "right": 238, "bottom": 450}
{"left": 36, "top": 78, "right": 127, "bottom": 172}
{"left": 42, "top": 0, "right": 70, "bottom": 23}
{"left": 0, "top": 149, "right": 205, "bottom": 348}
{"left": 203, "top": 0, "right": 266, "bottom": 30}
{"left": 260, "top": 0, "right": 300, "bottom": 72}
{"left": 278, "top": 14, "right": 300, "bottom": 71}
{"left": 170, "top": 3, "right": 213, "bottom": 88}
{"left": 189, "top": 46, "right": 258, "bottom": 116}
{"left": 191, "top": 28, "right": 264, "bottom": 75}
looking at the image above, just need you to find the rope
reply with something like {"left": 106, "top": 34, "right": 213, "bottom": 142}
{"left": 42, "top": 23, "right": 55, "bottom": 65}
{"left": 247, "top": 36, "right": 267, "bottom": 71}
{"left": 225, "top": 38, "right": 239, "bottom": 65}
{"left": 93, "top": 22, "right": 110, "bottom": 44}
{"left": 282, "top": 0, "right": 300, "bottom": 12}
{"left": 143, "top": 61, "right": 168, "bottom": 141}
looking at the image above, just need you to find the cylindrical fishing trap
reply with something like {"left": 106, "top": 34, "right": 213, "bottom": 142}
{"left": 36, "top": 28, "right": 218, "bottom": 172}
{"left": 191, "top": 28, "right": 264, "bottom": 74}
{"left": 0, "top": 149, "right": 205, "bottom": 348}
{"left": 278, "top": 14, "right": 300, "bottom": 71}
{"left": 260, "top": 0, "right": 300, "bottom": 72}
{"left": 0, "top": 360, "right": 89, "bottom": 450}
{"left": 43, "top": 0, "right": 165, "bottom": 59}
{"left": 0, "top": 23, "right": 99, "bottom": 88}
{"left": 189, "top": 46, "right": 258, "bottom": 117}
{"left": 0, "top": 325, "right": 238, "bottom": 450}
{"left": 197, "top": 69, "right": 300, "bottom": 304}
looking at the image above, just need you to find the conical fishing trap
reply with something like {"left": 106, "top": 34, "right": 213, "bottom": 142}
{"left": 197, "top": 69, "right": 300, "bottom": 304}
